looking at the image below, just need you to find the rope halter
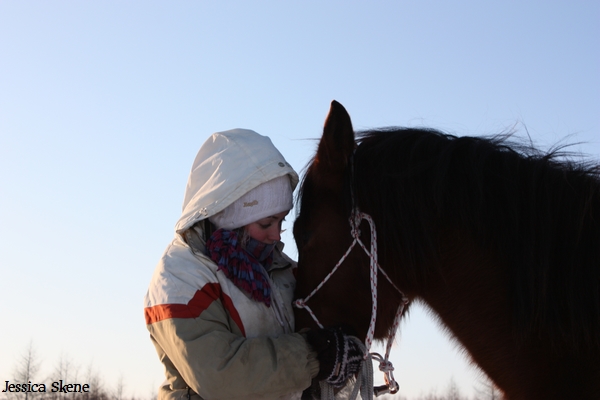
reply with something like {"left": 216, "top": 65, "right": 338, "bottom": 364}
{"left": 294, "top": 208, "right": 410, "bottom": 397}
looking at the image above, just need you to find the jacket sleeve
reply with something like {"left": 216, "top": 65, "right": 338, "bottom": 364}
{"left": 147, "top": 292, "right": 320, "bottom": 400}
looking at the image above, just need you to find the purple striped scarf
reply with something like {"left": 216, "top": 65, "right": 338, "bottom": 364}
{"left": 205, "top": 228, "right": 275, "bottom": 306}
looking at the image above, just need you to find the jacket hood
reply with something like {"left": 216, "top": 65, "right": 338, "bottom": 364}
{"left": 175, "top": 129, "right": 299, "bottom": 234}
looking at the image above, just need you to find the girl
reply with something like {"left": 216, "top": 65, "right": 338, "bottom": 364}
{"left": 144, "top": 129, "right": 360, "bottom": 400}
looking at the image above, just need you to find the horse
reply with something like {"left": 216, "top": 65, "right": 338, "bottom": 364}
{"left": 292, "top": 101, "right": 600, "bottom": 399}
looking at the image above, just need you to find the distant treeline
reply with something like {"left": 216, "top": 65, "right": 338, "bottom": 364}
{"left": 3, "top": 342, "right": 502, "bottom": 400}
{"left": 2, "top": 342, "right": 154, "bottom": 400}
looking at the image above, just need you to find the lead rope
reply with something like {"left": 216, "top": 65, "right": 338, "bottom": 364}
{"left": 294, "top": 209, "right": 409, "bottom": 399}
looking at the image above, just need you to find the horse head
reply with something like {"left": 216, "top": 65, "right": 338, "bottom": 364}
{"left": 293, "top": 101, "right": 406, "bottom": 342}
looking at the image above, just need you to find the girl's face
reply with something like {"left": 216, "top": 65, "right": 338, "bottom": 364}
{"left": 245, "top": 211, "right": 289, "bottom": 244}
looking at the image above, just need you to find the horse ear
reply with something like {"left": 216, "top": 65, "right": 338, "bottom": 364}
{"left": 315, "top": 100, "right": 355, "bottom": 172}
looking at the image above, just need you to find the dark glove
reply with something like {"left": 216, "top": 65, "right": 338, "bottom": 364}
{"left": 306, "top": 327, "right": 364, "bottom": 387}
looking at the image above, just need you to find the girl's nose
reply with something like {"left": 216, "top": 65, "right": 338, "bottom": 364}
{"left": 268, "top": 225, "right": 281, "bottom": 243}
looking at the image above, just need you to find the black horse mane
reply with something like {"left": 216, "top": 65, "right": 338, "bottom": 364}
{"left": 344, "top": 127, "right": 600, "bottom": 352}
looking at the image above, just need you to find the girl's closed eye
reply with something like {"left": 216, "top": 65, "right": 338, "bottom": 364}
{"left": 260, "top": 217, "right": 286, "bottom": 229}
{"left": 245, "top": 211, "right": 290, "bottom": 244}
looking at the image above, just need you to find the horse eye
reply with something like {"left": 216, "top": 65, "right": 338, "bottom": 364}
{"left": 293, "top": 229, "right": 308, "bottom": 248}
{"left": 300, "top": 231, "right": 312, "bottom": 248}
{"left": 293, "top": 219, "right": 312, "bottom": 248}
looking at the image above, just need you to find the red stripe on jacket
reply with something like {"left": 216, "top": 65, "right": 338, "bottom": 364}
{"left": 144, "top": 282, "right": 246, "bottom": 336}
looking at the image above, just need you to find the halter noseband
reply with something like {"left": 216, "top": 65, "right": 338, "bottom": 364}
{"left": 293, "top": 206, "right": 410, "bottom": 396}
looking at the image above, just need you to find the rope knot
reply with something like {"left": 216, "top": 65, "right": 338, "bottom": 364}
{"left": 293, "top": 299, "right": 305, "bottom": 308}
{"left": 350, "top": 222, "right": 361, "bottom": 238}
{"left": 378, "top": 359, "right": 394, "bottom": 373}
{"left": 350, "top": 210, "right": 363, "bottom": 237}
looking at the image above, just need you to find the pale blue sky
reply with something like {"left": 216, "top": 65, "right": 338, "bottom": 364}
{"left": 1, "top": 2, "right": 598, "bottom": 399}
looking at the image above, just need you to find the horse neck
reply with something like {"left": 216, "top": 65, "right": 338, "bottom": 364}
{"left": 420, "top": 232, "right": 600, "bottom": 397}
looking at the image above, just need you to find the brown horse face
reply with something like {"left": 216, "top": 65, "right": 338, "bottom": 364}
{"left": 293, "top": 101, "right": 374, "bottom": 339}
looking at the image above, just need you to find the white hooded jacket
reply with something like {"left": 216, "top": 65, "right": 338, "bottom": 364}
{"left": 144, "top": 129, "right": 319, "bottom": 400}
